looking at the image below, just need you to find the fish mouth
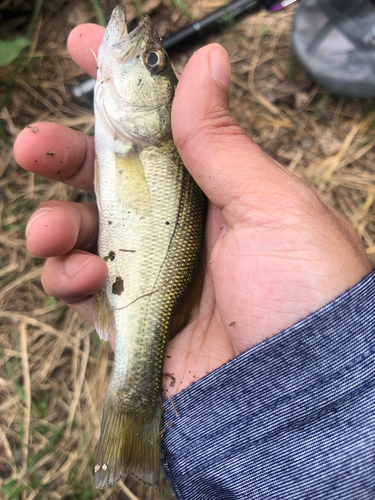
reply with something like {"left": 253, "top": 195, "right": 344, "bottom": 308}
{"left": 104, "top": 5, "right": 128, "bottom": 43}
{"left": 102, "top": 7, "right": 155, "bottom": 65}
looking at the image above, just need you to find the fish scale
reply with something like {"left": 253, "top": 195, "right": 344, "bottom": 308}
{"left": 93, "top": 6, "right": 205, "bottom": 489}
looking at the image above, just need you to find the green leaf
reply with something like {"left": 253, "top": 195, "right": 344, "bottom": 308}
{"left": 0, "top": 38, "right": 30, "bottom": 67}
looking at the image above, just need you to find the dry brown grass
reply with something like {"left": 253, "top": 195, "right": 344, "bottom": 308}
{"left": 1, "top": 1, "right": 375, "bottom": 499}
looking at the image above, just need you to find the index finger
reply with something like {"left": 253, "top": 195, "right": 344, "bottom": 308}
{"left": 67, "top": 24, "right": 104, "bottom": 79}
{"left": 13, "top": 24, "right": 105, "bottom": 193}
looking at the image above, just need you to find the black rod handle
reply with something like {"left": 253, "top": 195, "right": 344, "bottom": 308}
{"left": 163, "top": 0, "right": 260, "bottom": 50}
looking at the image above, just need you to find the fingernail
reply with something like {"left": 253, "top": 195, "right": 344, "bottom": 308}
{"left": 26, "top": 207, "right": 53, "bottom": 238}
{"left": 63, "top": 253, "right": 96, "bottom": 278}
{"left": 209, "top": 47, "right": 230, "bottom": 90}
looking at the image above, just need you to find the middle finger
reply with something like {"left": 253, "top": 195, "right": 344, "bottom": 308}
{"left": 26, "top": 200, "right": 98, "bottom": 257}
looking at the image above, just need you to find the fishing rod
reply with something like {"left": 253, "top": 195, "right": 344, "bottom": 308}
{"left": 163, "top": 0, "right": 297, "bottom": 49}
{"left": 72, "top": 0, "right": 298, "bottom": 98}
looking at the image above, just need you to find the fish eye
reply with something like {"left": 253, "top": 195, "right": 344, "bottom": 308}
{"left": 145, "top": 49, "right": 166, "bottom": 72}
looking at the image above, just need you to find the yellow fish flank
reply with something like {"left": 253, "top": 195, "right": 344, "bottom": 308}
{"left": 93, "top": 6, "right": 205, "bottom": 489}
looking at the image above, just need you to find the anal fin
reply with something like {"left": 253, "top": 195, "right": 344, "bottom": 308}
{"left": 94, "top": 288, "right": 113, "bottom": 341}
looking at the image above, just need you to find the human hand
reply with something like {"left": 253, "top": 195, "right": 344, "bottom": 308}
{"left": 14, "top": 24, "right": 372, "bottom": 398}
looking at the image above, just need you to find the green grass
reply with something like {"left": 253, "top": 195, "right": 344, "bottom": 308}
{"left": 90, "top": 0, "right": 106, "bottom": 26}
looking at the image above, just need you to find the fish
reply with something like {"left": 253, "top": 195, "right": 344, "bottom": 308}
{"left": 92, "top": 5, "right": 206, "bottom": 489}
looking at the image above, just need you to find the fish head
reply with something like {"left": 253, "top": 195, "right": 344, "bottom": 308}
{"left": 95, "top": 6, "right": 177, "bottom": 145}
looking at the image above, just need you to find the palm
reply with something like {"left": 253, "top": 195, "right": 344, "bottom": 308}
{"left": 166, "top": 179, "right": 371, "bottom": 395}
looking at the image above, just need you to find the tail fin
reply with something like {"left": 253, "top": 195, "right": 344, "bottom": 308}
{"left": 94, "top": 393, "right": 161, "bottom": 489}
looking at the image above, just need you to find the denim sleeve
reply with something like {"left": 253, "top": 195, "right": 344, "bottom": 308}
{"left": 161, "top": 271, "right": 375, "bottom": 500}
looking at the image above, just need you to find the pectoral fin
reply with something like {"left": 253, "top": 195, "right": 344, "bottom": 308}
{"left": 115, "top": 152, "right": 151, "bottom": 216}
{"left": 94, "top": 157, "right": 102, "bottom": 212}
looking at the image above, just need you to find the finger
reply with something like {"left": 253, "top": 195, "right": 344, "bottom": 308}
{"left": 42, "top": 249, "right": 107, "bottom": 303}
{"left": 13, "top": 122, "right": 95, "bottom": 192}
{"left": 67, "top": 24, "right": 105, "bottom": 78}
{"left": 26, "top": 200, "right": 98, "bottom": 257}
{"left": 42, "top": 250, "right": 114, "bottom": 350}
{"left": 172, "top": 44, "right": 297, "bottom": 215}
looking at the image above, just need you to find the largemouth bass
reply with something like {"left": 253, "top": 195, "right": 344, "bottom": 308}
{"left": 93, "top": 6, "right": 206, "bottom": 489}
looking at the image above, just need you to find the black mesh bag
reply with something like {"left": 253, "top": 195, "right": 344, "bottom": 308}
{"left": 292, "top": 0, "right": 375, "bottom": 96}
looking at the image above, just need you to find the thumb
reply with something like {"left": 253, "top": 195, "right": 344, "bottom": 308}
{"left": 172, "top": 44, "right": 295, "bottom": 215}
